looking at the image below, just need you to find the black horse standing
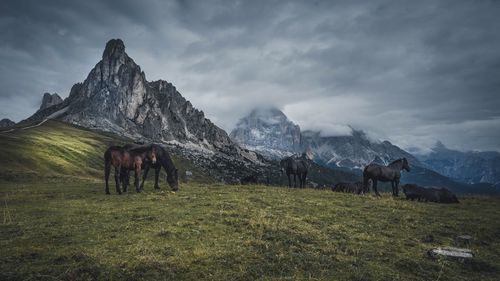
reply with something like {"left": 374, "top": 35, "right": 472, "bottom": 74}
{"left": 122, "top": 144, "right": 179, "bottom": 191}
{"left": 363, "top": 158, "right": 410, "bottom": 196}
{"left": 280, "top": 157, "right": 308, "bottom": 188}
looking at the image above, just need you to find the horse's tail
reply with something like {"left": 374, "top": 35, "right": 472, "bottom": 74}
{"left": 363, "top": 166, "right": 371, "bottom": 193}
{"left": 104, "top": 148, "right": 112, "bottom": 178}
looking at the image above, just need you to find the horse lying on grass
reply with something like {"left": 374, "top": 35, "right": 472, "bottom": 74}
{"left": 332, "top": 182, "right": 368, "bottom": 194}
{"left": 104, "top": 145, "right": 157, "bottom": 195}
{"left": 402, "top": 184, "right": 459, "bottom": 203}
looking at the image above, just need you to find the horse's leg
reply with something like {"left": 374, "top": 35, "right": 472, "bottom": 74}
{"left": 114, "top": 165, "right": 122, "bottom": 195}
{"left": 287, "top": 173, "right": 291, "bottom": 188}
{"left": 121, "top": 169, "right": 129, "bottom": 192}
{"left": 154, "top": 165, "right": 161, "bottom": 190}
{"left": 391, "top": 181, "right": 396, "bottom": 196}
{"left": 293, "top": 173, "right": 297, "bottom": 188}
{"left": 395, "top": 179, "right": 400, "bottom": 197}
{"left": 140, "top": 165, "right": 150, "bottom": 191}
{"left": 363, "top": 175, "right": 370, "bottom": 194}
{"left": 373, "top": 180, "right": 380, "bottom": 196}
{"left": 104, "top": 161, "right": 111, "bottom": 195}
{"left": 135, "top": 165, "right": 141, "bottom": 193}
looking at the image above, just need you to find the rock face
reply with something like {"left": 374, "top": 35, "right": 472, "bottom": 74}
{"left": 39, "top": 93, "right": 63, "bottom": 111}
{"left": 0, "top": 118, "right": 15, "bottom": 128}
{"left": 301, "top": 129, "right": 420, "bottom": 170}
{"left": 418, "top": 141, "right": 500, "bottom": 185}
{"left": 25, "top": 39, "right": 236, "bottom": 154}
{"left": 21, "top": 39, "right": 272, "bottom": 183}
{"left": 230, "top": 107, "right": 301, "bottom": 158}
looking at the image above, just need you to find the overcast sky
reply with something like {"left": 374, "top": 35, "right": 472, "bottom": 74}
{"left": 1, "top": 0, "right": 499, "bottom": 153}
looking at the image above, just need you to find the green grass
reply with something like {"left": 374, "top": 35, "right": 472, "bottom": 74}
{"left": 0, "top": 120, "right": 210, "bottom": 183}
{"left": 1, "top": 120, "right": 500, "bottom": 280}
{"left": 1, "top": 180, "right": 499, "bottom": 280}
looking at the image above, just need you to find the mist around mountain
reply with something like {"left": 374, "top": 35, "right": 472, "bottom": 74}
{"left": 230, "top": 107, "right": 301, "bottom": 158}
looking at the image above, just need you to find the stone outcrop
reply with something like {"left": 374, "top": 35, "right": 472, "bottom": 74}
{"left": 39, "top": 93, "right": 63, "bottom": 111}
{"left": 0, "top": 118, "right": 15, "bottom": 128}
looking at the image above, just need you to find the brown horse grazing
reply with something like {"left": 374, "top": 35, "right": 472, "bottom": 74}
{"left": 104, "top": 145, "right": 157, "bottom": 194}
{"left": 363, "top": 158, "right": 410, "bottom": 196}
{"left": 121, "top": 143, "right": 179, "bottom": 192}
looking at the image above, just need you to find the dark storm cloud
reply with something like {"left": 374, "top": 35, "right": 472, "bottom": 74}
{"left": 1, "top": 0, "right": 499, "bottom": 152}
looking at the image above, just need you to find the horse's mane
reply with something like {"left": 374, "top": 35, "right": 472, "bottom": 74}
{"left": 388, "top": 158, "right": 403, "bottom": 166}
{"left": 127, "top": 144, "right": 153, "bottom": 154}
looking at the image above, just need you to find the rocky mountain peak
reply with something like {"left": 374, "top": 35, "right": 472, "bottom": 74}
{"left": 230, "top": 107, "right": 302, "bottom": 158}
{"left": 0, "top": 118, "right": 15, "bottom": 128}
{"left": 39, "top": 93, "right": 63, "bottom": 111}
{"left": 103, "top": 39, "right": 126, "bottom": 60}
{"left": 23, "top": 39, "right": 239, "bottom": 156}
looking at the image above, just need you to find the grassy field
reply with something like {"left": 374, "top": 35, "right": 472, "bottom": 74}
{"left": 1, "top": 179, "right": 500, "bottom": 280}
{"left": 1, "top": 121, "right": 500, "bottom": 280}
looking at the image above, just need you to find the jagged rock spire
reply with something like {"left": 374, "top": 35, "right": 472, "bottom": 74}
{"left": 102, "top": 39, "right": 126, "bottom": 60}
{"left": 39, "top": 93, "right": 63, "bottom": 111}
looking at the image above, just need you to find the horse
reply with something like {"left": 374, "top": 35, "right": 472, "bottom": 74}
{"left": 121, "top": 144, "right": 179, "bottom": 192}
{"left": 402, "top": 184, "right": 459, "bottom": 203}
{"left": 363, "top": 158, "right": 410, "bottom": 196}
{"left": 280, "top": 157, "right": 308, "bottom": 188}
{"left": 104, "top": 144, "right": 157, "bottom": 194}
{"left": 401, "top": 183, "right": 427, "bottom": 201}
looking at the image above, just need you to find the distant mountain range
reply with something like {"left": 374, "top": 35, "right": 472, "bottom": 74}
{"left": 230, "top": 107, "right": 500, "bottom": 193}
{"left": 417, "top": 141, "right": 500, "bottom": 186}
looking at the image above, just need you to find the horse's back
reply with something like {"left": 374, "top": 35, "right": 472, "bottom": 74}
{"left": 297, "top": 160, "right": 308, "bottom": 173}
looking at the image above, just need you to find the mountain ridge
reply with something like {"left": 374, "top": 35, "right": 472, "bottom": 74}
{"left": 229, "top": 107, "right": 499, "bottom": 193}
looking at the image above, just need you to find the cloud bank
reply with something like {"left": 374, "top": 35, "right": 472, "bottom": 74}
{"left": 1, "top": 0, "right": 499, "bottom": 152}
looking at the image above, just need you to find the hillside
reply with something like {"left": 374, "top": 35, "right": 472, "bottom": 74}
{"left": 0, "top": 120, "right": 211, "bottom": 183}
{"left": 0, "top": 120, "right": 359, "bottom": 186}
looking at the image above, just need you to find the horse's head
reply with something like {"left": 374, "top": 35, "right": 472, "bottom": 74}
{"left": 279, "top": 159, "right": 286, "bottom": 175}
{"left": 402, "top": 158, "right": 410, "bottom": 172}
{"left": 167, "top": 168, "right": 179, "bottom": 191}
{"left": 148, "top": 145, "right": 157, "bottom": 164}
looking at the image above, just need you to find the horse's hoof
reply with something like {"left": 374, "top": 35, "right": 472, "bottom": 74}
{"left": 105, "top": 192, "right": 110, "bottom": 195}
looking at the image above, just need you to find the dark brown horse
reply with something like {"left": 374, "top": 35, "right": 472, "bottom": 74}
{"left": 104, "top": 145, "right": 157, "bottom": 194}
{"left": 280, "top": 157, "right": 308, "bottom": 188}
{"left": 122, "top": 144, "right": 179, "bottom": 191}
{"left": 363, "top": 158, "right": 410, "bottom": 196}
{"left": 332, "top": 181, "right": 367, "bottom": 194}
